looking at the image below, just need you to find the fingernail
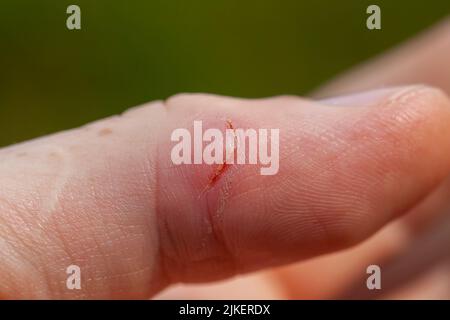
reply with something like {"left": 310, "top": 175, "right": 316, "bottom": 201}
{"left": 318, "top": 86, "right": 418, "bottom": 107}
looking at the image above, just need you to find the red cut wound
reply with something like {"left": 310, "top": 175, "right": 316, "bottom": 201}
{"left": 198, "top": 120, "right": 236, "bottom": 198}
{"left": 208, "top": 163, "right": 230, "bottom": 186}
{"left": 226, "top": 119, "right": 234, "bottom": 130}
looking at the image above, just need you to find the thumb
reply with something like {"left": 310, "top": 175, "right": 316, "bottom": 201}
{"left": 158, "top": 85, "right": 450, "bottom": 281}
{"left": 0, "top": 85, "right": 449, "bottom": 299}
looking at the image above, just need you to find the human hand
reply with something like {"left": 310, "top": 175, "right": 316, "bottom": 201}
{"left": 1, "top": 19, "right": 450, "bottom": 300}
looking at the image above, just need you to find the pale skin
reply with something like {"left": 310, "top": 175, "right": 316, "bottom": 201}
{"left": 1, "top": 19, "right": 450, "bottom": 299}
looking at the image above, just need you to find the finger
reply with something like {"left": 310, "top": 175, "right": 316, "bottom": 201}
{"left": 277, "top": 18, "right": 450, "bottom": 299}
{"left": 1, "top": 86, "right": 450, "bottom": 299}
{"left": 339, "top": 213, "right": 450, "bottom": 299}
{"left": 315, "top": 18, "right": 450, "bottom": 97}
{"left": 0, "top": 102, "right": 168, "bottom": 299}
{"left": 158, "top": 86, "right": 450, "bottom": 281}
{"left": 154, "top": 19, "right": 450, "bottom": 300}
{"left": 156, "top": 272, "right": 285, "bottom": 300}
{"left": 317, "top": 18, "right": 450, "bottom": 233}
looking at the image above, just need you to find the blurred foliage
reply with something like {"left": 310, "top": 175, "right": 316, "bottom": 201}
{"left": 0, "top": 0, "right": 448, "bottom": 146}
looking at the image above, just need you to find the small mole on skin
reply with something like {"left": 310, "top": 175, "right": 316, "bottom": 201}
{"left": 16, "top": 152, "right": 27, "bottom": 157}
{"left": 98, "top": 128, "right": 113, "bottom": 136}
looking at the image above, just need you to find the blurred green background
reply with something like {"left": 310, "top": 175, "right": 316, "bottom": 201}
{"left": 0, "top": 1, "right": 449, "bottom": 147}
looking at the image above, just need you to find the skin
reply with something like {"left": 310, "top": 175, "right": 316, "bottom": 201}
{"left": 160, "top": 18, "right": 450, "bottom": 300}
{"left": 1, "top": 19, "right": 450, "bottom": 300}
